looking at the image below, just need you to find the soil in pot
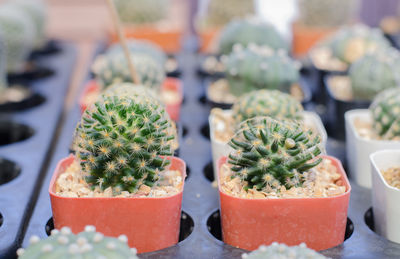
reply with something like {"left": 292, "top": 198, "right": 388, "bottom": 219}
{"left": 380, "top": 167, "right": 400, "bottom": 189}
{"left": 199, "top": 55, "right": 226, "bottom": 77}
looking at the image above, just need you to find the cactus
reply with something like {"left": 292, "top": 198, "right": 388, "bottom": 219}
{"left": 114, "top": 0, "right": 168, "bottom": 25}
{"left": 0, "top": 4, "right": 35, "bottom": 73}
{"left": 93, "top": 51, "right": 165, "bottom": 90}
{"left": 228, "top": 117, "right": 322, "bottom": 191}
{"left": 232, "top": 90, "right": 304, "bottom": 125}
{"left": 298, "top": 0, "right": 355, "bottom": 28}
{"left": 11, "top": 0, "right": 47, "bottom": 49}
{"left": 325, "top": 24, "right": 390, "bottom": 64}
{"left": 203, "top": 0, "right": 255, "bottom": 27}
{"left": 17, "top": 226, "right": 138, "bottom": 259}
{"left": 242, "top": 242, "right": 327, "bottom": 259}
{"left": 0, "top": 31, "right": 7, "bottom": 93}
{"left": 74, "top": 92, "right": 176, "bottom": 193}
{"left": 370, "top": 88, "right": 400, "bottom": 140}
{"left": 103, "top": 82, "right": 159, "bottom": 101}
{"left": 349, "top": 47, "right": 400, "bottom": 100}
{"left": 218, "top": 17, "right": 288, "bottom": 55}
{"left": 224, "top": 44, "right": 300, "bottom": 96}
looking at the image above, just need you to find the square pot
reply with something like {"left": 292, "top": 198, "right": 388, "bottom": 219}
{"left": 345, "top": 109, "right": 400, "bottom": 188}
{"left": 217, "top": 155, "right": 351, "bottom": 251}
{"left": 49, "top": 154, "right": 186, "bottom": 253}
{"left": 370, "top": 150, "right": 400, "bottom": 244}
{"left": 209, "top": 110, "right": 327, "bottom": 182}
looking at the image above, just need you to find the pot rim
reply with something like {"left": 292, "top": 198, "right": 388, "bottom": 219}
{"left": 49, "top": 154, "right": 186, "bottom": 201}
{"left": 370, "top": 149, "right": 400, "bottom": 192}
{"left": 217, "top": 155, "right": 351, "bottom": 201}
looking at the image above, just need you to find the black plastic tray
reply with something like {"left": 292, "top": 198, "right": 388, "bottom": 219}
{"left": 0, "top": 42, "right": 76, "bottom": 259}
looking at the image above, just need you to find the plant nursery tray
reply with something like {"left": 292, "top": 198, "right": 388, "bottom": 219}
{"left": 17, "top": 42, "right": 400, "bottom": 259}
{"left": 0, "top": 41, "right": 77, "bottom": 259}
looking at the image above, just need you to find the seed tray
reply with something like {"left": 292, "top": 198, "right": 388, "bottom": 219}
{"left": 20, "top": 40, "right": 400, "bottom": 259}
{"left": 0, "top": 42, "right": 77, "bottom": 259}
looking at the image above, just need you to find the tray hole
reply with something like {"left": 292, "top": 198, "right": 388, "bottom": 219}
{"left": 45, "top": 210, "right": 194, "bottom": 242}
{"left": 0, "top": 121, "right": 34, "bottom": 146}
{"left": 207, "top": 210, "right": 354, "bottom": 242}
{"left": 203, "top": 161, "right": 214, "bottom": 182}
{"left": 0, "top": 158, "right": 21, "bottom": 185}
{"left": 182, "top": 125, "right": 188, "bottom": 138}
{"left": 185, "top": 166, "right": 190, "bottom": 181}
{"left": 199, "top": 95, "right": 206, "bottom": 104}
{"left": 0, "top": 213, "right": 3, "bottom": 228}
{"left": 0, "top": 88, "right": 46, "bottom": 112}
{"left": 200, "top": 123, "right": 210, "bottom": 140}
{"left": 364, "top": 207, "right": 375, "bottom": 231}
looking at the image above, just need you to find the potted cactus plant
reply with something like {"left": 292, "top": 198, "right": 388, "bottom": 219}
{"left": 292, "top": 0, "right": 356, "bottom": 57}
{"left": 217, "top": 117, "right": 351, "bottom": 251}
{"left": 205, "top": 44, "right": 311, "bottom": 109}
{"left": 49, "top": 91, "right": 186, "bottom": 253}
{"left": 110, "top": 0, "right": 183, "bottom": 53}
{"left": 209, "top": 89, "right": 327, "bottom": 182}
{"left": 17, "top": 226, "right": 138, "bottom": 258}
{"left": 325, "top": 47, "right": 400, "bottom": 140}
{"left": 242, "top": 243, "right": 327, "bottom": 259}
{"left": 370, "top": 149, "right": 400, "bottom": 244}
{"left": 345, "top": 87, "right": 400, "bottom": 188}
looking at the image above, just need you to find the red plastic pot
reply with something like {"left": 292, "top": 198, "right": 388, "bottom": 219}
{"left": 49, "top": 154, "right": 186, "bottom": 253}
{"left": 217, "top": 155, "right": 351, "bottom": 251}
{"left": 79, "top": 78, "right": 183, "bottom": 121}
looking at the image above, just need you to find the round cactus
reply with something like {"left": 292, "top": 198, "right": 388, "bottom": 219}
{"left": 92, "top": 51, "right": 165, "bottom": 90}
{"left": 242, "top": 243, "right": 327, "bottom": 259}
{"left": 370, "top": 88, "right": 400, "bottom": 140}
{"left": 17, "top": 226, "right": 138, "bottom": 259}
{"left": 0, "top": 4, "right": 35, "bottom": 73}
{"left": 232, "top": 90, "right": 304, "bottom": 124}
{"left": 326, "top": 24, "right": 390, "bottom": 64}
{"left": 228, "top": 117, "right": 322, "bottom": 191}
{"left": 203, "top": 0, "right": 255, "bottom": 27}
{"left": 74, "top": 92, "right": 176, "bottom": 193}
{"left": 218, "top": 17, "right": 288, "bottom": 55}
{"left": 224, "top": 44, "right": 300, "bottom": 96}
{"left": 11, "top": 0, "right": 47, "bottom": 49}
{"left": 114, "top": 0, "right": 168, "bottom": 25}
{"left": 102, "top": 82, "right": 159, "bottom": 101}
{"left": 349, "top": 47, "right": 400, "bottom": 100}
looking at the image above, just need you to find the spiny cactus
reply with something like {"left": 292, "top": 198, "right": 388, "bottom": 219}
{"left": 17, "top": 226, "right": 138, "bottom": 259}
{"left": 242, "top": 243, "right": 327, "bottom": 259}
{"left": 114, "top": 0, "right": 169, "bottom": 25}
{"left": 103, "top": 82, "right": 159, "bottom": 101}
{"left": 232, "top": 90, "right": 304, "bottom": 125}
{"left": 325, "top": 24, "right": 390, "bottom": 64}
{"left": 298, "top": 0, "right": 355, "bottom": 28}
{"left": 228, "top": 117, "right": 322, "bottom": 191}
{"left": 0, "top": 4, "right": 35, "bottom": 73}
{"left": 93, "top": 51, "right": 165, "bottom": 90}
{"left": 74, "top": 93, "right": 176, "bottom": 193}
{"left": 370, "top": 88, "right": 400, "bottom": 140}
{"left": 218, "top": 17, "right": 288, "bottom": 55}
{"left": 203, "top": 0, "right": 255, "bottom": 27}
{"left": 224, "top": 44, "right": 300, "bottom": 96}
{"left": 349, "top": 47, "right": 400, "bottom": 100}
{"left": 11, "top": 0, "right": 47, "bottom": 49}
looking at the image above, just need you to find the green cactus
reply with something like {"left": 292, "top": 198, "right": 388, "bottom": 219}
{"left": 228, "top": 117, "right": 322, "bottom": 191}
{"left": 203, "top": 0, "right": 255, "bottom": 27}
{"left": 0, "top": 4, "right": 35, "bottom": 73}
{"left": 17, "top": 226, "right": 138, "bottom": 259}
{"left": 349, "top": 47, "right": 400, "bottom": 100}
{"left": 298, "top": 0, "right": 355, "bottom": 28}
{"left": 114, "top": 0, "right": 168, "bottom": 25}
{"left": 103, "top": 82, "right": 159, "bottom": 101}
{"left": 11, "top": 0, "right": 47, "bottom": 49}
{"left": 325, "top": 24, "right": 390, "bottom": 64}
{"left": 218, "top": 17, "right": 288, "bottom": 55}
{"left": 232, "top": 90, "right": 304, "bottom": 125}
{"left": 370, "top": 88, "right": 400, "bottom": 140}
{"left": 93, "top": 51, "right": 165, "bottom": 90}
{"left": 74, "top": 92, "right": 176, "bottom": 193}
{"left": 242, "top": 243, "right": 327, "bottom": 259}
{"left": 224, "top": 44, "right": 300, "bottom": 96}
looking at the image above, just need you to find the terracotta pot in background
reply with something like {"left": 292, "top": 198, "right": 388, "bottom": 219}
{"left": 198, "top": 27, "right": 220, "bottom": 53}
{"left": 49, "top": 154, "right": 186, "bottom": 253}
{"left": 218, "top": 155, "right": 351, "bottom": 251}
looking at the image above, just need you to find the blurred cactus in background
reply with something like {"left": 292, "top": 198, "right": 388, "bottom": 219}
{"left": 114, "top": 0, "right": 169, "bottom": 25}
{"left": 203, "top": 0, "right": 255, "bottom": 27}
{"left": 0, "top": 32, "right": 6, "bottom": 93}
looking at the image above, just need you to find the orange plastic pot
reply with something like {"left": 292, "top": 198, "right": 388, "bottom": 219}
{"left": 292, "top": 22, "right": 337, "bottom": 58}
{"left": 218, "top": 155, "right": 351, "bottom": 251}
{"left": 198, "top": 27, "right": 221, "bottom": 53}
{"left": 79, "top": 78, "right": 183, "bottom": 121}
{"left": 110, "top": 26, "right": 183, "bottom": 53}
{"left": 49, "top": 154, "right": 186, "bottom": 253}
